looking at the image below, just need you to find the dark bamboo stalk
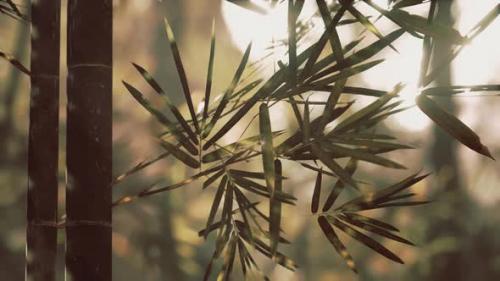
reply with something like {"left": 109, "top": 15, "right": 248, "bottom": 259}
{"left": 66, "top": 1, "right": 112, "bottom": 280}
{"left": 26, "top": 1, "right": 61, "bottom": 280}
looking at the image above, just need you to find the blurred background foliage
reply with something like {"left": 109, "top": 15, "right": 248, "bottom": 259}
{"left": 1, "top": 0, "right": 500, "bottom": 280}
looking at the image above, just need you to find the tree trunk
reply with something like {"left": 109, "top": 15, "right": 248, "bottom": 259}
{"left": 65, "top": 1, "right": 112, "bottom": 280}
{"left": 26, "top": 1, "right": 61, "bottom": 280}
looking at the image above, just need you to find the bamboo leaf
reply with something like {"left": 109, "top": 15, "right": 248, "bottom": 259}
{"left": 342, "top": 213, "right": 400, "bottom": 232}
{"left": 204, "top": 176, "right": 228, "bottom": 239}
{"left": 203, "top": 169, "right": 226, "bottom": 189}
{"left": 329, "top": 216, "right": 404, "bottom": 264}
{"left": 164, "top": 18, "right": 200, "bottom": 132}
{"left": 260, "top": 103, "right": 276, "bottom": 191}
{"left": 317, "top": 216, "right": 358, "bottom": 273}
{"left": 0, "top": 50, "right": 30, "bottom": 75}
{"left": 322, "top": 158, "right": 357, "bottom": 212}
{"left": 158, "top": 139, "right": 200, "bottom": 168}
{"left": 131, "top": 63, "right": 198, "bottom": 144}
{"left": 270, "top": 159, "right": 283, "bottom": 255}
{"left": 321, "top": 142, "right": 406, "bottom": 169}
{"left": 416, "top": 94, "right": 493, "bottom": 158}
{"left": 338, "top": 214, "right": 414, "bottom": 245}
{"left": 332, "top": 85, "right": 401, "bottom": 133}
{"left": 311, "top": 169, "right": 322, "bottom": 214}
{"left": 311, "top": 143, "right": 358, "bottom": 189}
{"left": 226, "top": 0, "right": 268, "bottom": 14}
{"left": 203, "top": 20, "right": 217, "bottom": 122}
{"left": 205, "top": 42, "right": 252, "bottom": 137}
{"left": 122, "top": 81, "right": 198, "bottom": 155}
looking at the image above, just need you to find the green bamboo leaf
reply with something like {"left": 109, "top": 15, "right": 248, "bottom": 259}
{"left": 240, "top": 234, "right": 297, "bottom": 271}
{"left": 204, "top": 176, "right": 227, "bottom": 238}
{"left": 311, "top": 29, "right": 404, "bottom": 80}
{"left": 203, "top": 20, "right": 216, "bottom": 122}
{"left": 226, "top": 0, "right": 267, "bottom": 14}
{"left": 311, "top": 143, "right": 358, "bottom": 189}
{"left": 342, "top": 1, "right": 396, "bottom": 51}
{"left": 309, "top": 59, "right": 385, "bottom": 89}
{"left": 364, "top": 0, "right": 464, "bottom": 43}
{"left": 332, "top": 85, "right": 401, "bottom": 133}
{"left": 303, "top": 99, "right": 311, "bottom": 144}
{"left": 203, "top": 169, "right": 226, "bottom": 189}
{"left": 229, "top": 169, "right": 287, "bottom": 180}
{"left": 234, "top": 188, "right": 253, "bottom": 242}
{"left": 322, "top": 158, "right": 357, "bottom": 212}
{"left": 159, "top": 139, "right": 200, "bottom": 168}
{"left": 277, "top": 102, "right": 354, "bottom": 155}
{"left": 321, "top": 142, "right": 406, "bottom": 169}
{"left": 317, "top": 0, "right": 345, "bottom": 65}
{"left": 338, "top": 172, "right": 429, "bottom": 211}
{"left": 288, "top": 0, "right": 297, "bottom": 86}
{"left": 338, "top": 214, "right": 414, "bottom": 245}
{"left": 342, "top": 213, "right": 400, "bottom": 232}
{"left": 204, "top": 42, "right": 252, "bottom": 137}
{"left": 328, "top": 216, "right": 404, "bottom": 264}
{"left": 131, "top": 63, "right": 198, "bottom": 144}
{"left": 421, "top": 84, "right": 500, "bottom": 96}
{"left": 202, "top": 131, "right": 284, "bottom": 163}
{"left": 231, "top": 173, "right": 296, "bottom": 205}
{"left": 317, "top": 216, "right": 358, "bottom": 273}
{"left": 300, "top": 4, "right": 349, "bottom": 80}
{"left": 393, "top": 0, "right": 425, "bottom": 9}
{"left": 0, "top": 50, "right": 30, "bottom": 75}
{"left": 164, "top": 18, "right": 200, "bottom": 132}
{"left": 260, "top": 103, "right": 276, "bottom": 191}
{"left": 270, "top": 159, "right": 283, "bottom": 255}
{"left": 122, "top": 81, "right": 198, "bottom": 155}
{"left": 330, "top": 138, "right": 413, "bottom": 151}
{"left": 416, "top": 94, "right": 493, "bottom": 158}
{"left": 311, "top": 169, "right": 322, "bottom": 214}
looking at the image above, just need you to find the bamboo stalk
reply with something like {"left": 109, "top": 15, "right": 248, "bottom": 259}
{"left": 66, "top": 1, "right": 112, "bottom": 280}
{"left": 26, "top": 1, "right": 61, "bottom": 280}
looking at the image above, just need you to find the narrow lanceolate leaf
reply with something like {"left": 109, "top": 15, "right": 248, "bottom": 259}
{"left": 270, "top": 160, "right": 283, "bottom": 255}
{"left": 311, "top": 170, "right": 322, "bottom": 214}
{"left": 416, "top": 94, "right": 493, "bottom": 159}
{"left": 318, "top": 216, "right": 358, "bottom": 273}
{"left": 260, "top": 103, "right": 276, "bottom": 191}
{"left": 217, "top": 235, "right": 237, "bottom": 281}
{"left": 316, "top": 0, "right": 345, "bottom": 65}
{"left": 300, "top": 3, "right": 348, "bottom": 80}
{"left": 338, "top": 214, "right": 414, "bottom": 245}
{"left": 159, "top": 139, "right": 200, "bottom": 168}
{"left": 311, "top": 28, "right": 404, "bottom": 81}
{"left": 321, "top": 142, "right": 406, "bottom": 169}
{"left": 203, "top": 20, "right": 216, "bottom": 122}
{"left": 328, "top": 216, "right": 404, "bottom": 264}
{"left": 342, "top": 1, "right": 395, "bottom": 51}
{"left": 205, "top": 42, "right": 252, "bottom": 137}
{"left": 226, "top": 0, "right": 267, "bottom": 14}
{"left": 203, "top": 169, "right": 226, "bottom": 189}
{"left": 131, "top": 63, "right": 198, "bottom": 144}
{"left": 393, "top": 0, "right": 425, "bottom": 9}
{"left": 302, "top": 99, "right": 311, "bottom": 144}
{"left": 311, "top": 144, "right": 358, "bottom": 189}
{"left": 164, "top": 18, "right": 200, "bottom": 132}
{"left": 122, "top": 81, "right": 198, "bottom": 155}
{"left": 337, "top": 172, "right": 429, "bottom": 211}
{"left": 332, "top": 85, "right": 401, "bottom": 133}
{"left": 0, "top": 50, "right": 30, "bottom": 75}
{"left": 322, "top": 158, "right": 357, "bottom": 212}
{"left": 204, "top": 176, "right": 227, "bottom": 238}
{"left": 421, "top": 84, "right": 500, "bottom": 96}
{"left": 342, "top": 213, "right": 400, "bottom": 232}
{"left": 288, "top": 0, "right": 297, "bottom": 86}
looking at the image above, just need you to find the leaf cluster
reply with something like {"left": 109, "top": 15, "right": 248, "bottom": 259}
{"left": 115, "top": 0, "right": 500, "bottom": 279}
